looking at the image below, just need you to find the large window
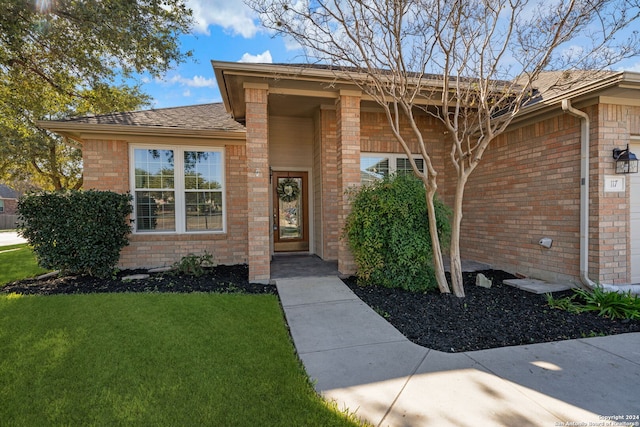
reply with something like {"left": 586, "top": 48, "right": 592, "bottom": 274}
{"left": 131, "top": 146, "right": 225, "bottom": 233}
{"left": 361, "top": 153, "right": 424, "bottom": 184}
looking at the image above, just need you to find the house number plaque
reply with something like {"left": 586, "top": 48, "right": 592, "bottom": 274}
{"left": 604, "top": 175, "right": 625, "bottom": 193}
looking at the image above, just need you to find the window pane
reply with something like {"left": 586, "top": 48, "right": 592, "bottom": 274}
{"left": 396, "top": 158, "right": 424, "bottom": 175}
{"left": 185, "top": 191, "right": 223, "bottom": 231}
{"left": 135, "top": 191, "right": 175, "bottom": 231}
{"left": 361, "top": 157, "right": 389, "bottom": 184}
{"left": 184, "top": 151, "right": 222, "bottom": 190}
{"left": 134, "top": 149, "right": 174, "bottom": 189}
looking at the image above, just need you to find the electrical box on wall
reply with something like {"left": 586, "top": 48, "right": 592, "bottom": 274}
{"left": 539, "top": 238, "right": 553, "bottom": 249}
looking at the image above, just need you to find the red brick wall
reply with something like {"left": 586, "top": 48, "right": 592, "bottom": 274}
{"left": 1, "top": 198, "right": 18, "bottom": 215}
{"left": 82, "top": 138, "right": 249, "bottom": 270}
{"left": 353, "top": 104, "right": 638, "bottom": 285}
{"left": 336, "top": 92, "right": 361, "bottom": 274}
{"left": 83, "top": 139, "right": 130, "bottom": 193}
{"left": 459, "top": 113, "right": 584, "bottom": 284}
{"left": 457, "top": 104, "right": 639, "bottom": 285}
{"left": 455, "top": 104, "right": 640, "bottom": 285}
{"left": 589, "top": 104, "right": 640, "bottom": 284}
{"left": 316, "top": 108, "right": 449, "bottom": 262}
{"left": 316, "top": 106, "right": 339, "bottom": 259}
{"left": 361, "top": 111, "right": 436, "bottom": 153}
{"left": 244, "top": 85, "right": 271, "bottom": 283}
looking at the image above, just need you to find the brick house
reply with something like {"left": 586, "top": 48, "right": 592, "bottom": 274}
{"left": 42, "top": 62, "right": 640, "bottom": 287}
{"left": 0, "top": 184, "right": 18, "bottom": 215}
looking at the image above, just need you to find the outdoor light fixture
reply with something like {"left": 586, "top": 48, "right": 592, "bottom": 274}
{"left": 612, "top": 145, "right": 639, "bottom": 174}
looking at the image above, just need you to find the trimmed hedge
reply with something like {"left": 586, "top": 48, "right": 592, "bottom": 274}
{"left": 343, "top": 173, "right": 451, "bottom": 292}
{"left": 17, "top": 190, "right": 133, "bottom": 278}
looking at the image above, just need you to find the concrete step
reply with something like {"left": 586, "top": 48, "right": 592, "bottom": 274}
{"left": 504, "top": 278, "right": 573, "bottom": 294}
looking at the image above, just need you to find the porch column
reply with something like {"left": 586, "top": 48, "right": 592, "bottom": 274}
{"left": 245, "top": 83, "right": 270, "bottom": 283}
{"left": 336, "top": 90, "right": 361, "bottom": 275}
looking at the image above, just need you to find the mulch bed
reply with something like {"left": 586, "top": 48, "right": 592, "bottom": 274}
{"left": 1, "top": 264, "right": 276, "bottom": 295}
{"left": 343, "top": 270, "right": 640, "bottom": 352}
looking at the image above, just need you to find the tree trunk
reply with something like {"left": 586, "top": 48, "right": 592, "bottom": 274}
{"left": 425, "top": 185, "right": 451, "bottom": 294}
{"left": 449, "top": 173, "right": 468, "bottom": 297}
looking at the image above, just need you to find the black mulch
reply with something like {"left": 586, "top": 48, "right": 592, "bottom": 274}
{"left": 1, "top": 264, "right": 276, "bottom": 296}
{"left": 343, "top": 270, "right": 640, "bottom": 353}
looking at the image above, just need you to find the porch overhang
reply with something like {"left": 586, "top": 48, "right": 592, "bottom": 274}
{"left": 211, "top": 60, "right": 448, "bottom": 123}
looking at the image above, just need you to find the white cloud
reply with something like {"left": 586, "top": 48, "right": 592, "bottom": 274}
{"left": 187, "top": 0, "right": 260, "bottom": 38}
{"left": 238, "top": 50, "right": 273, "bottom": 63}
{"left": 162, "top": 74, "right": 218, "bottom": 88}
{"left": 284, "top": 36, "right": 302, "bottom": 52}
{"left": 183, "top": 89, "right": 192, "bottom": 97}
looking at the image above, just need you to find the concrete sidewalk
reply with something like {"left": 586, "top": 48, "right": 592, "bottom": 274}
{"left": 0, "top": 231, "right": 26, "bottom": 246}
{"left": 276, "top": 276, "right": 640, "bottom": 427}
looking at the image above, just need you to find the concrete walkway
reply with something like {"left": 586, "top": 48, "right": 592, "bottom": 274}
{"left": 0, "top": 231, "right": 26, "bottom": 246}
{"left": 276, "top": 276, "right": 640, "bottom": 427}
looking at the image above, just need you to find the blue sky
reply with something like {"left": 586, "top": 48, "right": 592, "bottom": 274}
{"left": 140, "top": 1, "right": 294, "bottom": 109}
{"left": 141, "top": 0, "right": 640, "bottom": 110}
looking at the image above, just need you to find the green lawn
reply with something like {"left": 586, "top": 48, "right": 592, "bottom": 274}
{"left": 0, "top": 292, "right": 363, "bottom": 426}
{"left": 0, "top": 243, "right": 49, "bottom": 285}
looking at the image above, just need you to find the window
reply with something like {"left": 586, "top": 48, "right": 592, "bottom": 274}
{"left": 361, "top": 153, "right": 424, "bottom": 184}
{"left": 131, "top": 146, "right": 225, "bottom": 233}
{"left": 0, "top": 199, "right": 4, "bottom": 213}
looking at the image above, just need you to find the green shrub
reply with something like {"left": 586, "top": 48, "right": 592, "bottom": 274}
{"left": 171, "top": 252, "right": 216, "bottom": 277}
{"left": 343, "top": 173, "right": 451, "bottom": 292}
{"left": 546, "top": 287, "right": 640, "bottom": 320}
{"left": 17, "top": 190, "right": 133, "bottom": 278}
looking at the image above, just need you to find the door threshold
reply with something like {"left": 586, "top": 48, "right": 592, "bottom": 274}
{"left": 272, "top": 252, "right": 312, "bottom": 257}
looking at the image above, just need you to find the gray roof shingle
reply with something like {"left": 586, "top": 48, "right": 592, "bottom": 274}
{"left": 59, "top": 103, "right": 244, "bottom": 132}
{"left": 0, "top": 184, "right": 18, "bottom": 199}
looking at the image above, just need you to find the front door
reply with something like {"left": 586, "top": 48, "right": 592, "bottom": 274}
{"left": 273, "top": 171, "right": 309, "bottom": 252}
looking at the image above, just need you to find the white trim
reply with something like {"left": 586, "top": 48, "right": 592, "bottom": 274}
{"left": 129, "top": 144, "right": 226, "bottom": 235}
{"left": 630, "top": 137, "right": 640, "bottom": 283}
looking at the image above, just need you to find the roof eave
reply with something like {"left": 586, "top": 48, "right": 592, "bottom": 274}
{"left": 513, "top": 71, "right": 632, "bottom": 123}
{"left": 38, "top": 121, "right": 246, "bottom": 143}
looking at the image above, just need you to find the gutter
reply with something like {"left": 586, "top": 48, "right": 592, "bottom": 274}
{"left": 36, "top": 121, "right": 246, "bottom": 144}
{"left": 562, "top": 99, "right": 640, "bottom": 295}
{"left": 561, "top": 99, "right": 598, "bottom": 290}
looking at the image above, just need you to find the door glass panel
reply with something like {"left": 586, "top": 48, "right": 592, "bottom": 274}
{"left": 277, "top": 177, "right": 303, "bottom": 240}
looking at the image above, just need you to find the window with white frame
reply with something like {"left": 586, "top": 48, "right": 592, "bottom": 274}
{"left": 131, "top": 146, "right": 225, "bottom": 233}
{"left": 360, "top": 153, "right": 424, "bottom": 184}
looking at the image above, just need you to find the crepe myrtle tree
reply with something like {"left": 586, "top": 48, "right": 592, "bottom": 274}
{"left": 248, "top": 0, "right": 640, "bottom": 297}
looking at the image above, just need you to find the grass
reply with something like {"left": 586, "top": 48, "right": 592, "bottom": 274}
{"left": 0, "top": 292, "right": 364, "bottom": 426}
{"left": 0, "top": 243, "right": 49, "bottom": 285}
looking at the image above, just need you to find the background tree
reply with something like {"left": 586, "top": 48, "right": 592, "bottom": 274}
{"left": 0, "top": 0, "right": 193, "bottom": 190}
{"left": 249, "top": 0, "right": 640, "bottom": 296}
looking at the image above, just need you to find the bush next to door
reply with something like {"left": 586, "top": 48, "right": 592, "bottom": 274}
{"left": 343, "top": 173, "right": 451, "bottom": 292}
{"left": 18, "top": 190, "right": 133, "bottom": 278}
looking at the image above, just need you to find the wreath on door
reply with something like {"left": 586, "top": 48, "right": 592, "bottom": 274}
{"left": 277, "top": 178, "right": 300, "bottom": 203}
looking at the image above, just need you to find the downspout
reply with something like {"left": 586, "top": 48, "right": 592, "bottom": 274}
{"left": 561, "top": 99, "right": 598, "bottom": 290}
{"left": 562, "top": 99, "right": 640, "bottom": 294}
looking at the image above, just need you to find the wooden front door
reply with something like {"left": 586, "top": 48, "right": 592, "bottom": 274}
{"left": 273, "top": 171, "right": 309, "bottom": 252}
